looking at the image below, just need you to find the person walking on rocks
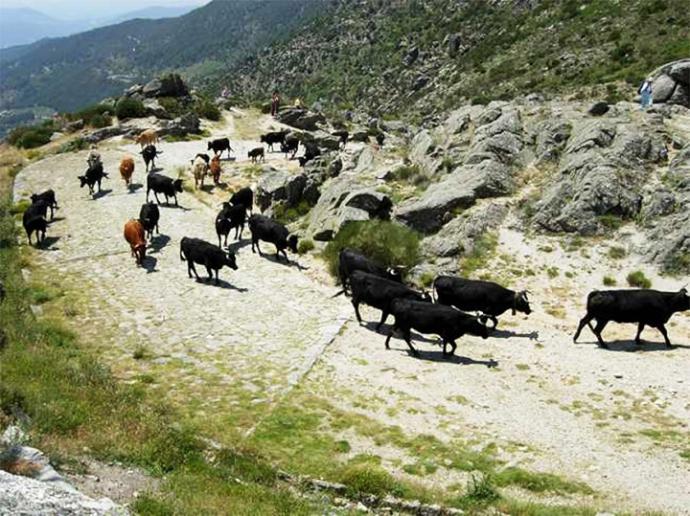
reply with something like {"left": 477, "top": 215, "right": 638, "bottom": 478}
{"left": 639, "top": 77, "right": 653, "bottom": 110}
{"left": 271, "top": 90, "right": 281, "bottom": 117}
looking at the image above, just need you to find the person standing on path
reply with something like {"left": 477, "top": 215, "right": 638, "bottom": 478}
{"left": 639, "top": 77, "right": 653, "bottom": 110}
{"left": 271, "top": 90, "right": 281, "bottom": 117}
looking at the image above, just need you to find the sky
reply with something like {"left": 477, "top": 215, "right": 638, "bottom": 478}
{"left": 0, "top": 0, "right": 208, "bottom": 20}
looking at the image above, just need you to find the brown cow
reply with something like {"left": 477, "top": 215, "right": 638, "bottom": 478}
{"left": 119, "top": 156, "right": 135, "bottom": 187}
{"left": 124, "top": 219, "right": 146, "bottom": 265}
{"left": 209, "top": 155, "right": 222, "bottom": 185}
{"left": 135, "top": 129, "right": 158, "bottom": 148}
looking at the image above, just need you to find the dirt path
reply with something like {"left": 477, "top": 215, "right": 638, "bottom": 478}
{"left": 14, "top": 110, "right": 690, "bottom": 514}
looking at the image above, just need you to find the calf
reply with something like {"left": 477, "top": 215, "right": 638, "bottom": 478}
{"left": 386, "top": 298, "right": 489, "bottom": 356}
{"left": 349, "top": 270, "right": 429, "bottom": 331}
{"left": 260, "top": 131, "right": 287, "bottom": 152}
{"left": 141, "top": 144, "right": 161, "bottom": 172}
{"left": 180, "top": 237, "right": 237, "bottom": 285}
{"left": 248, "top": 147, "right": 265, "bottom": 163}
{"left": 209, "top": 155, "right": 222, "bottom": 185}
{"left": 338, "top": 248, "right": 402, "bottom": 295}
{"left": 208, "top": 138, "right": 232, "bottom": 158}
{"left": 191, "top": 156, "right": 208, "bottom": 189}
{"left": 146, "top": 173, "right": 183, "bottom": 205}
{"left": 230, "top": 187, "right": 253, "bottom": 214}
{"left": 573, "top": 288, "right": 690, "bottom": 349}
{"left": 216, "top": 202, "right": 246, "bottom": 247}
{"left": 136, "top": 129, "right": 158, "bottom": 148}
{"left": 78, "top": 162, "right": 108, "bottom": 195}
{"left": 139, "top": 202, "right": 160, "bottom": 240}
{"left": 248, "top": 214, "right": 298, "bottom": 263}
{"left": 332, "top": 130, "right": 349, "bottom": 149}
{"left": 124, "top": 219, "right": 146, "bottom": 266}
{"left": 22, "top": 204, "right": 47, "bottom": 245}
{"left": 30, "top": 190, "right": 58, "bottom": 219}
{"left": 280, "top": 136, "right": 299, "bottom": 159}
{"left": 119, "top": 156, "right": 135, "bottom": 187}
{"left": 433, "top": 276, "right": 531, "bottom": 329}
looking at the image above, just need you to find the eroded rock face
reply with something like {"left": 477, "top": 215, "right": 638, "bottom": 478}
{"left": 278, "top": 108, "right": 326, "bottom": 131}
{"left": 649, "top": 59, "right": 690, "bottom": 107}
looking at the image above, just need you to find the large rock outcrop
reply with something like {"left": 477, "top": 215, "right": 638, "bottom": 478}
{"left": 650, "top": 59, "right": 690, "bottom": 107}
{"left": 278, "top": 108, "right": 326, "bottom": 131}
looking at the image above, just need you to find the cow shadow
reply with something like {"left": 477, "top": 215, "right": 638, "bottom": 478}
{"left": 227, "top": 239, "right": 251, "bottom": 254}
{"left": 200, "top": 184, "right": 215, "bottom": 193}
{"left": 92, "top": 189, "right": 112, "bottom": 200}
{"left": 128, "top": 183, "right": 143, "bottom": 193}
{"left": 36, "top": 236, "right": 60, "bottom": 250}
{"left": 142, "top": 255, "right": 157, "bottom": 274}
{"left": 491, "top": 329, "right": 540, "bottom": 341}
{"left": 257, "top": 252, "right": 308, "bottom": 271}
{"left": 194, "top": 277, "right": 248, "bottom": 292}
{"left": 221, "top": 156, "right": 236, "bottom": 162}
{"left": 147, "top": 166, "right": 162, "bottom": 174}
{"left": 582, "top": 339, "right": 690, "bottom": 353}
{"left": 149, "top": 234, "right": 170, "bottom": 253}
{"left": 414, "top": 350, "right": 499, "bottom": 368}
{"left": 159, "top": 203, "right": 191, "bottom": 212}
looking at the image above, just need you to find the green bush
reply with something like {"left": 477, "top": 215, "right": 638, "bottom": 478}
{"left": 323, "top": 220, "right": 421, "bottom": 279}
{"left": 297, "top": 239, "right": 315, "bottom": 255}
{"left": 158, "top": 96, "right": 183, "bottom": 116}
{"left": 453, "top": 474, "right": 500, "bottom": 509}
{"left": 195, "top": 98, "right": 221, "bottom": 121}
{"left": 340, "top": 462, "right": 405, "bottom": 497}
{"left": 68, "top": 103, "right": 112, "bottom": 127}
{"left": 115, "top": 97, "right": 146, "bottom": 119}
{"left": 58, "top": 138, "right": 88, "bottom": 154}
{"left": 626, "top": 270, "right": 651, "bottom": 288}
{"left": 603, "top": 276, "right": 617, "bottom": 286}
{"left": 608, "top": 246, "right": 626, "bottom": 259}
{"left": 89, "top": 114, "right": 111, "bottom": 128}
{"left": 7, "top": 123, "right": 54, "bottom": 149}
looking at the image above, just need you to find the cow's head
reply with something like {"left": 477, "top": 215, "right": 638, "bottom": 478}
{"left": 260, "top": 134, "right": 267, "bottom": 143}
{"left": 30, "top": 193, "right": 39, "bottom": 204}
{"left": 77, "top": 175, "right": 87, "bottom": 188}
{"left": 513, "top": 290, "right": 532, "bottom": 316}
{"left": 225, "top": 251, "right": 238, "bottom": 270}
{"left": 173, "top": 179, "right": 183, "bottom": 193}
{"left": 472, "top": 316, "right": 489, "bottom": 339}
{"left": 287, "top": 234, "right": 299, "bottom": 253}
{"left": 207, "top": 141, "right": 213, "bottom": 151}
{"left": 673, "top": 287, "right": 690, "bottom": 312}
{"left": 387, "top": 266, "right": 404, "bottom": 283}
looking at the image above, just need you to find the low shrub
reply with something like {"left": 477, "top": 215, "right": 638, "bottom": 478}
{"left": 323, "top": 220, "right": 421, "bottom": 279}
{"left": 608, "top": 246, "right": 626, "bottom": 259}
{"left": 626, "top": 270, "right": 651, "bottom": 288}
{"left": 453, "top": 474, "right": 500, "bottom": 509}
{"left": 67, "top": 103, "right": 112, "bottom": 127}
{"left": 195, "top": 98, "right": 221, "bottom": 121}
{"left": 297, "top": 239, "right": 315, "bottom": 255}
{"left": 115, "top": 97, "right": 146, "bottom": 119}
{"left": 603, "top": 276, "right": 617, "bottom": 286}
{"left": 340, "top": 462, "right": 405, "bottom": 497}
{"left": 6, "top": 123, "right": 54, "bottom": 149}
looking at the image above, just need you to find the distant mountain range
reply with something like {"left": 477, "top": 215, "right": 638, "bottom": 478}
{"left": 0, "top": 5, "right": 200, "bottom": 49}
{"left": 0, "top": 0, "right": 325, "bottom": 113}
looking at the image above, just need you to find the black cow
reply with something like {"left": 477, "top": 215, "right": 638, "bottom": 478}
{"left": 260, "top": 131, "right": 288, "bottom": 152}
{"left": 180, "top": 237, "right": 237, "bottom": 285}
{"left": 141, "top": 144, "right": 162, "bottom": 172}
{"left": 332, "top": 130, "right": 349, "bottom": 149}
{"left": 216, "top": 202, "right": 246, "bottom": 247}
{"left": 375, "top": 132, "right": 385, "bottom": 146}
{"left": 230, "top": 187, "right": 253, "bottom": 214}
{"left": 78, "top": 162, "right": 108, "bottom": 195}
{"left": 208, "top": 138, "right": 232, "bottom": 158}
{"left": 248, "top": 214, "right": 298, "bottom": 263}
{"left": 573, "top": 288, "right": 690, "bottom": 349}
{"left": 280, "top": 136, "right": 299, "bottom": 159}
{"left": 30, "top": 190, "right": 58, "bottom": 219}
{"left": 146, "top": 174, "right": 183, "bottom": 206}
{"left": 385, "top": 298, "right": 489, "bottom": 356}
{"left": 349, "top": 270, "right": 430, "bottom": 331}
{"left": 433, "top": 276, "right": 531, "bottom": 329}
{"left": 298, "top": 141, "right": 321, "bottom": 167}
{"left": 248, "top": 147, "right": 265, "bottom": 163}
{"left": 22, "top": 204, "right": 47, "bottom": 245}
{"left": 337, "top": 248, "right": 402, "bottom": 295}
{"left": 139, "top": 202, "right": 160, "bottom": 240}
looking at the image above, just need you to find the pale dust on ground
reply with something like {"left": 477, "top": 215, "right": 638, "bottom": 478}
{"left": 14, "top": 109, "right": 690, "bottom": 514}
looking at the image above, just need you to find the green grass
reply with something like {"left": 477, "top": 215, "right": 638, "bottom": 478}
{"left": 297, "top": 239, "right": 315, "bottom": 255}
{"left": 626, "top": 270, "right": 652, "bottom": 288}
{"left": 603, "top": 275, "right": 617, "bottom": 286}
{"left": 323, "top": 220, "right": 420, "bottom": 280}
{"left": 494, "top": 467, "right": 593, "bottom": 495}
{"left": 452, "top": 474, "right": 501, "bottom": 509}
{"left": 458, "top": 231, "right": 498, "bottom": 276}
{"left": 608, "top": 246, "right": 626, "bottom": 259}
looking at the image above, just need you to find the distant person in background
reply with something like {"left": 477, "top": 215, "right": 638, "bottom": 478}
{"left": 294, "top": 97, "right": 303, "bottom": 108}
{"left": 271, "top": 90, "right": 281, "bottom": 117}
{"left": 221, "top": 85, "right": 230, "bottom": 98}
{"left": 639, "top": 77, "right": 653, "bottom": 110}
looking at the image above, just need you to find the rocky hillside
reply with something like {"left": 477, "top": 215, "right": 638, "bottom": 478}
{"left": 226, "top": 0, "right": 690, "bottom": 118}
{"left": 0, "top": 0, "right": 325, "bottom": 113}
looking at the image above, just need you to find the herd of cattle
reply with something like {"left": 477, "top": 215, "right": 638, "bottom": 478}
{"left": 16, "top": 128, "right": 690, "bottom": 357}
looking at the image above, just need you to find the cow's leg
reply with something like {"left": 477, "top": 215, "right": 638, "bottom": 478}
{"left": 656, "top": 324, "right": 672, "bottom": 348}
{"left": 635, "top": 322, "right": 645, "bottom": 345}
{"left": 573, "top": 313, "right": 594, "bottom": 342}
{"left": 385, "top": 328, "right": 395, "bottom": 349}
{"left": 352, "top": 299, "right": 363, "bottom": 323}
{"left": 592, "top": 319, "right": 609, "bottom": 348}
{"left": 154, "top": 192, "right": 161, "bottom": 205}
{"left": 280, "top": 248, "right": 288, "bottom": 262}
{"left": 403, "top": 329, "right": 418, "bottom": 356}
{"left": 442, "top": 339, "right": 448, "bottom": 356}
{"left": 376, "top": 311, "right": 388, "bottom": 332}
{"left": 449, "top": 339, "right": 457, "bottom": 356}
{"left": 214, "top": 269, "right": 219, "bottom": 286}
{"left": 186, "top": 261, "right": 193, "bottom": 278}
{"left": 251, "top": 237, "right": 256, "bottom": 253}
{"left": 173, "top": 194, "right": 178, "bottom": 206}
{"left": 224, "top": 232, "right": 229, "bottom": 247}
{"left": 205, "top": 265, "right": 213, "bottom": 283}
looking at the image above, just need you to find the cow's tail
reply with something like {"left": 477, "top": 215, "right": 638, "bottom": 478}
{"left": 430, "top": 278, "right": 437, "bottom": 303}
{"left": 179, "top": 248, "right": 186, "bottom": 262}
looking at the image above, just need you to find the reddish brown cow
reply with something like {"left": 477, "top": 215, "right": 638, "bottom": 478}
{"left": 209, "top": 155, "right": 222, "bottom": 185}
{"left": 124, "top": 219, "right": 146, "bottom": 265}
{"left": 135, "top": 129, "right": 158, "bottom": 148}
{"left": 119, "top": 156, "right": 135, "bottom": 186}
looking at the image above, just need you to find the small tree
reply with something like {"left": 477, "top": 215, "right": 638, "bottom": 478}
{"left": 115, "top": 98, "right": 146, "bottom": 119}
